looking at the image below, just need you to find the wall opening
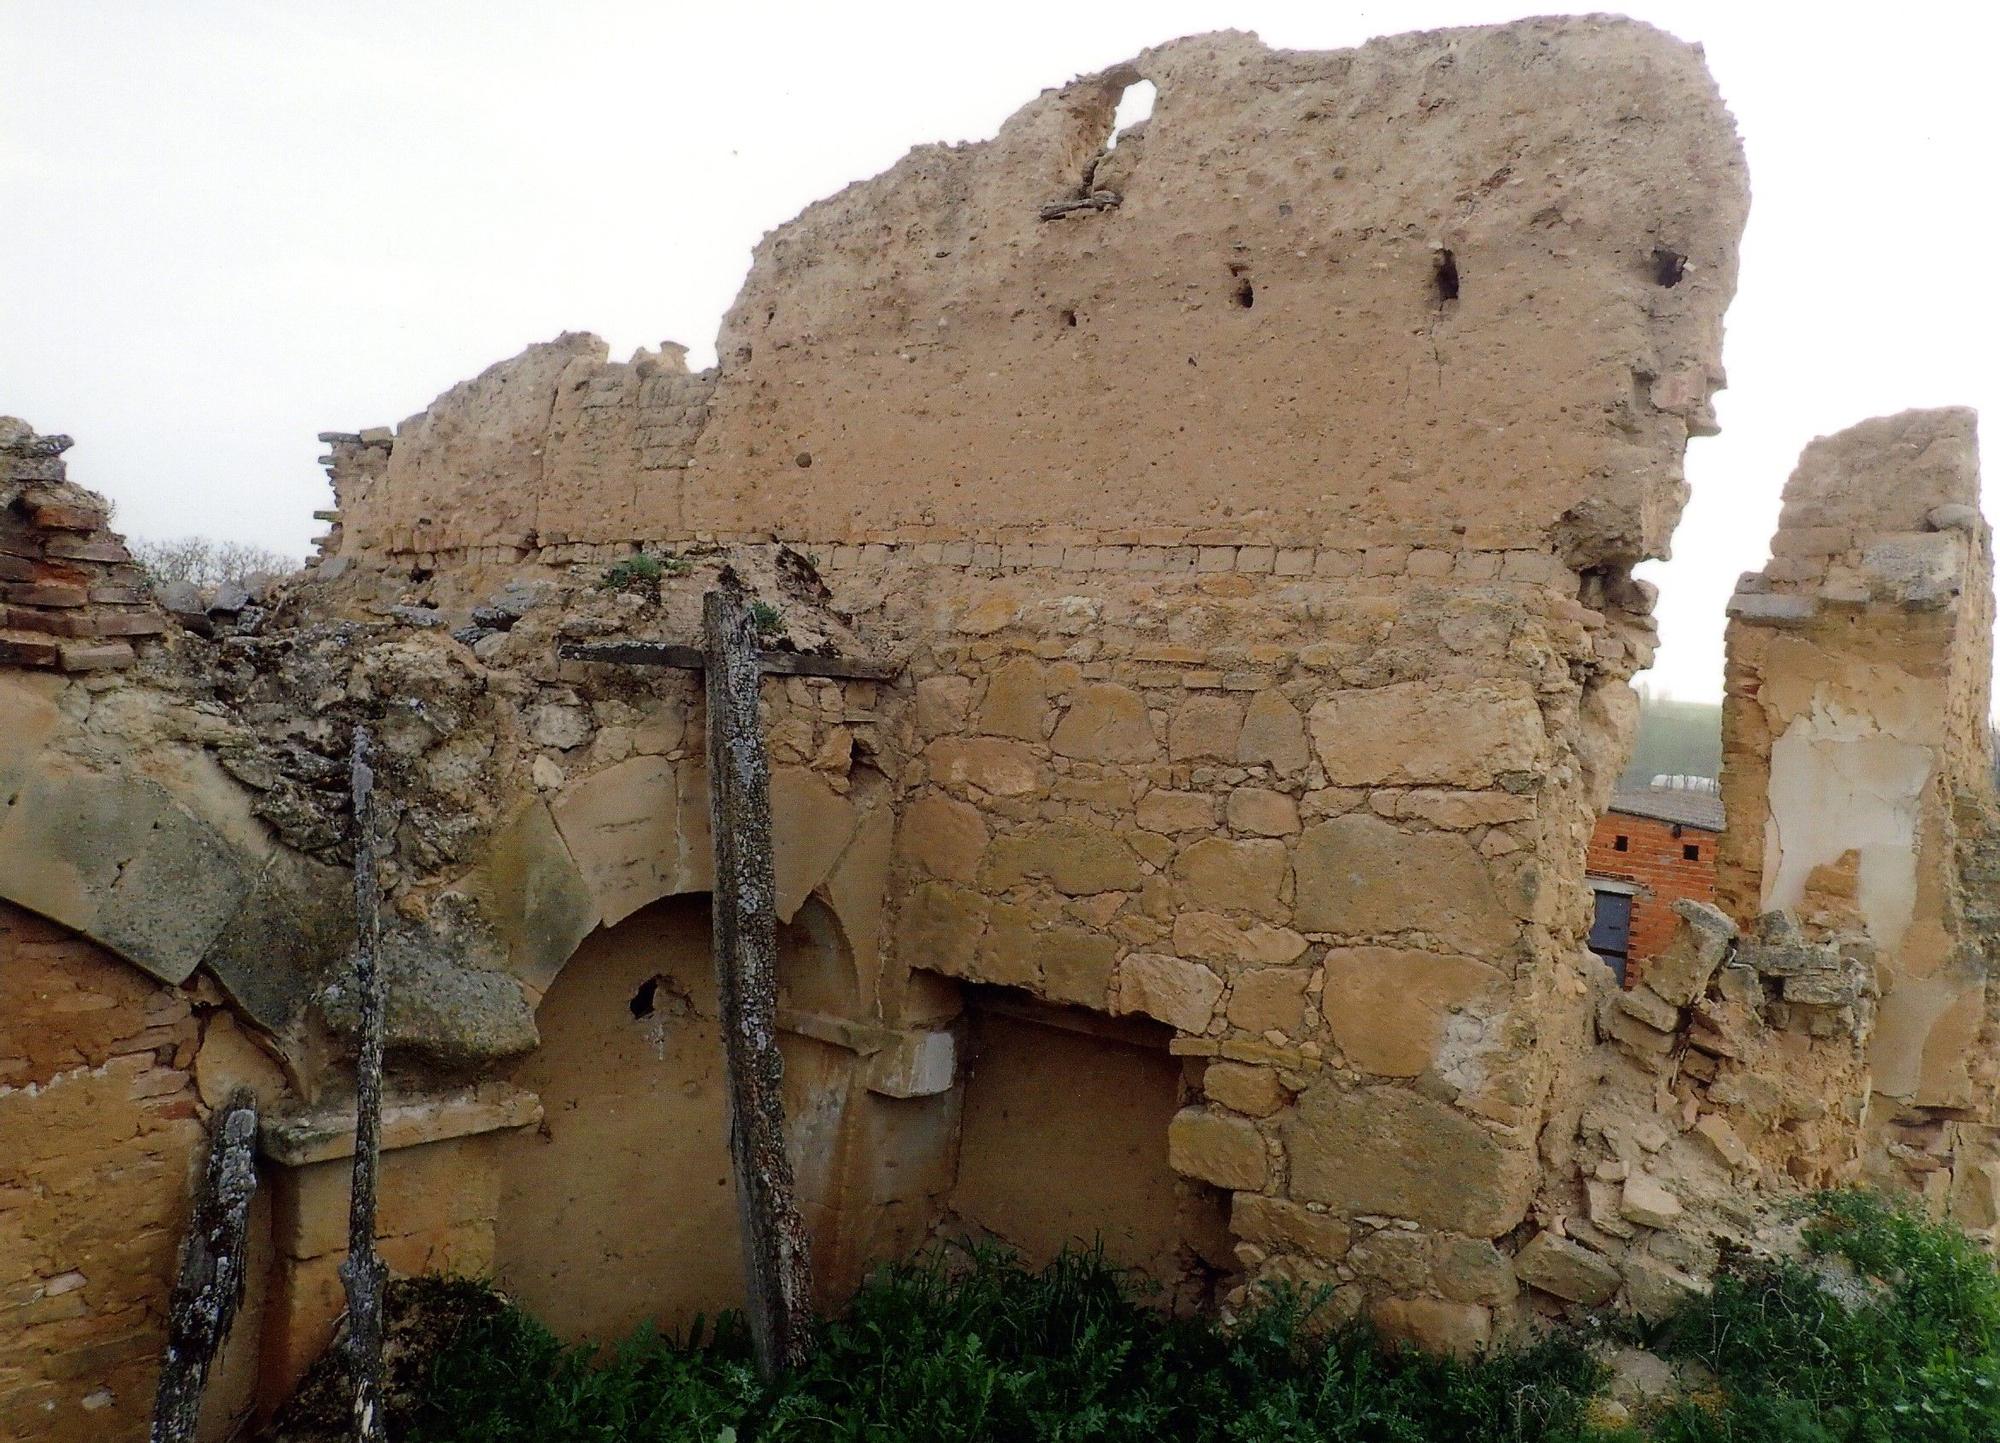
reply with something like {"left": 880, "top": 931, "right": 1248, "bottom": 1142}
{"left": 1108, "top": 78, "right": 1156, "bottom": 147}
{"left": 1433, "top": 249, "right": 1460, "bottom": 304}
{"left": 940, "top": 986, "right": 1228, "bottom": 1310}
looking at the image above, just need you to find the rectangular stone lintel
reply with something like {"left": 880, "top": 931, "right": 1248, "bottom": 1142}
{"left": 258, "top": 1083, "right": 542, "bottom": 1167}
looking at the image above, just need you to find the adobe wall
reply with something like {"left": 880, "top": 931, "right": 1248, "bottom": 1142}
{"left": 1718, "top": 409, "right": 2000, "bottom": 1228}
{"left": 0, "top": 899, "right": 277, "bottom": 1443}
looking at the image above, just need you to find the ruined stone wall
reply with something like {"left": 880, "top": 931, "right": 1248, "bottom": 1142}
{"left": 281, "top": 18, "right": 1748, "bottom": 1348}
{"left": 1718, "top": 408, "right": 2000, "bottom": 1230}
{"left": 0, "top": 14, "right": 1758, "bottom": 1405}
{"left": 2, "top": 419, "right": 169, "bottom": 672}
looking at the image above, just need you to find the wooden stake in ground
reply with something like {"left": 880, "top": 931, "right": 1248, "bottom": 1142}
{"left": 702, "top": 584, "right": 818, "bottom": 1376}
{"left": 150, "top": 1088, "right": 260, "bottom": 1443}
{"left": 339, "top": 725, "right": 388, "bottom": 1443}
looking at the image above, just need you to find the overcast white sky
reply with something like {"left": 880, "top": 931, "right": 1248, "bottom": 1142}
{"left": 3, "top": 1, "right": 1994, "bottom": 699}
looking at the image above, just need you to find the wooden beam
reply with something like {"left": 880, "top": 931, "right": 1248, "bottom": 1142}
{"left": 702, "top": 587, "right": 817, "bottom": 1376}
{"left": 150, "top": 1090, "right": 259, "bottom": 1443}
{"left": 339, "top": 727, "right": 388, "bottom": 1443}
{"left": 558, "top": 637, "right": 898, "bottom": 682}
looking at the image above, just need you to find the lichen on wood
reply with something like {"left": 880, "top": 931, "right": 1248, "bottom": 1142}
{"left": 149, "top": 1088, "right": 259, "bottom": 1443}
{"left": 703, "top": 580, "right": 816, "bottom": 1375}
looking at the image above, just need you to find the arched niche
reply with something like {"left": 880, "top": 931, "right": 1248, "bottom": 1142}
{"left": 494, "top": 891, "right": 879, "bottom": 1342}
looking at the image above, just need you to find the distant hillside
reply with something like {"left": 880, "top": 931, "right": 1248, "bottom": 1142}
{"left": 1618, "top": 693, "right": 1722, "bottom": 791}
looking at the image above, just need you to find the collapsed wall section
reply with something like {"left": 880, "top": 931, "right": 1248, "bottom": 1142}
{"left": 1718, "top": 408, "right": 2000, "bottom": 1232}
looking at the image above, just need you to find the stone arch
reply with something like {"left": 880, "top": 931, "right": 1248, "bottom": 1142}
{"left": 0, "top": 674, "right": 350, "bottom": 1043}
{"left": 508, "top": 753, "right": 896, "bottom": 1012}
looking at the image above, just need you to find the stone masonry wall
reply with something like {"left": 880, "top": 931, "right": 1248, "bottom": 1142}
{"left": 271, "top": 18, "right": 1749, "bottom": 1349}
{"left": 1718, "top": 408, "right": 2000, "bottom": 1234}
{"left": 0, "top": 14, "right": 1759, "bottom": 1390}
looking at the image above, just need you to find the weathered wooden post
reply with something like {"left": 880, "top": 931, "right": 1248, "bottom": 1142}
{"left": 557, "top": 584, "right": 895, "bottom": 1374}
{"left": 340, "top": 726, "right": 388, "bottom": 1442}
{"left": 702, "top": 584, "right": 817, "bottom": 1376}
{"left": 150, "top": 1089, "right": 260, "bottom": 1443}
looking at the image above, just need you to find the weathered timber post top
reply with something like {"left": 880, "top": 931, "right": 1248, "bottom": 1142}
{"left": 558, "top": 586, "right": 899, "bottom": 1378}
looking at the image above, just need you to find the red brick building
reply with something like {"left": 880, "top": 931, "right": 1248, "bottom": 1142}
{"left": 1586, "top": 780, "right": 1723, "bottom": 987}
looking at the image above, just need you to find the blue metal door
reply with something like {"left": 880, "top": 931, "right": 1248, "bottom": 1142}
{"left": 1589, "top": 888, "right": 1632, "bottom": 985}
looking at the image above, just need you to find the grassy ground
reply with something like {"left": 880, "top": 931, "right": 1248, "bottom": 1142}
{"left": 382, "top": 1192, "right": 1999, "bottom": 1443}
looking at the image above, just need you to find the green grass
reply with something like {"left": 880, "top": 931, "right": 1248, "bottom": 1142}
{"left": 395, "top": 1193, "right": 2000, "bottom": 1443}
{"left": 1641, "top": 1191, "right": 2000, "bottom": 1442}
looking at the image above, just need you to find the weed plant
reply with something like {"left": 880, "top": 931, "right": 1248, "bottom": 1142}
{"left": 398, "top": 1192, "right": 2000, "bottom": 1443}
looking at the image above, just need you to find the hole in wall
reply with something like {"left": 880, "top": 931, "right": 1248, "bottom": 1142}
{"left": 627, "top": 973, "right": 693, "bottom": 1024}
{"left": 1233, "top": 278, "right": 1255, "bottom": 309}
{"left": 629, "top": 976, "right": 659, "bottom": 1019}
{"left": 1108, "top": 78, "right": 1156, "bottom": 148}
{"left": 1684, "top": 842, "right": 1701, "bottom": 862}
{"left": 1060, "top": 308, "right": 1078, "bottom": 327}
{"left": 1433, "top": 249, "right": 1460, "bottom": 304}
{"left": 1651, "top": 248, "right": 1687, "bottom": 288}
{"left": 1614, "top": 834, "right": 1630, "bottom": 853}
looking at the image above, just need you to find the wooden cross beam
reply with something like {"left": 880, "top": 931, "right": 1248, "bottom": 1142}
{"left": 558, "top": 593, "right": 895, "bottom": 1376}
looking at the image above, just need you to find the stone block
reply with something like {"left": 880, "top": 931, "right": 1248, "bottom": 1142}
{"left": 1642, "top": 900, "right": 1736, "bottom": 1006}
{"left": 1051, "top": 683, "right": 1159, "bottom": 760}
{"left": 1236, "top": 688, "right": 1311, "bottom": 775}
{"left": 1370, "top": 1297, "right": 1491, "bottom": 1356}
{"left": 1231, "top": 1193, "right": 1352, "bottom": 1260}
{"left": 1294, "top": 814, "right": 1517, "bottom": 953}
{"left": 895, "top": 882, "right": 989, "bottom": 979}
{"left": 1308, "top": 680, "right": 1544, "bottom": 787}
{"left": 1173, "top": 912, "right": 1308, "bottom": 964}
{"left": 1203, "top": 1061, "right": 1285, "bottom": 1116}
{"left": 1614, "top": 984, "right": 1680, "bottom": 1032}
{"left": 1176, "top": 837, "right": 1289, "bottom": 919}
{"left": 925, "top": 736, "right": 1043, "bottom": 796}
{"left": 1619, "top": 1172, "right": 1682, "bottom": 1229}
{"left": 982, "top": 822, "right": 1143, "bottom": 895}
{"left": 1322, "top": 947, "right": 1504, "bottom": 1076}
{"left": 894, "top": 793, "right": 990, "bottom": 882}
{"left": 1136, "top": 788, "right": 1218, "bottom": 833}
{"left": 1284, "top": 1083, "right": 1534, "bottom": 1237}
{"left": 1168, "top": 693, "right": 1246, "bottom": 761}
{"left": 1515, "top": 1232, "right": 1621, "bottom": 1305}
{"left": 1167, "top": 1107, "right": 1268, "bottom": 1189}
{"left": 1116, "top": 953, "right": 1223, "bottom": 1032}
{"left": 1432, "top": 1234, "right": 1517, "bottom": 1306}
{"left": 1226, "top": 786, "right": 1300, "bottom": 836}
{"left": 1226, "top": 967, "right": 1310, "bottom": 1033}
